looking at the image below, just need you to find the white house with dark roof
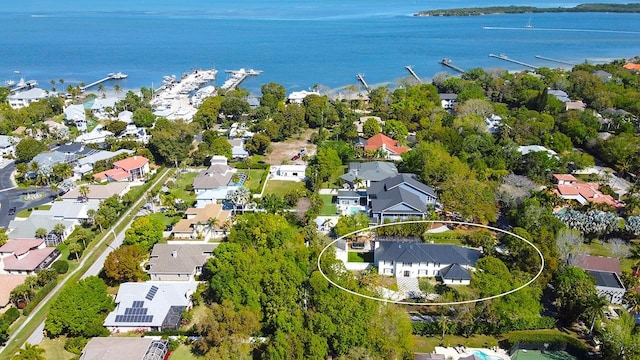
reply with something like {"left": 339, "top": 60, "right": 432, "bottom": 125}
{"left": 439, "top": 93, "right": 458, "bottom": 110}
{"left": 573, "top": 254, "right": 626, "bottom": 304}
{"left": 374, "top": 240, "right": 481, "bottom": 284}
{"left": 104, "top": 281, "right": 197, "bottom": 333}
{"left": 340, "top": 161, "right": 398, "bottom": 190}
{"left": 367, "top": 174, "right": 438, "bottom": 224}
{"left": 0, "top": 135, "right": 18, "bottom": 157}
{"left": 192, "top": 156, "right": 237, "bottom": 194}
{"left": 146, "top": 243, "right": 218, "bottom": 281}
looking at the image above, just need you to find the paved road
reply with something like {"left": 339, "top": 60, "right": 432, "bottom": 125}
{"left": 1, "top": 168, "right": 169, "bottom": 355}
{"left": 0, "top": 162, "right": 56, "bottom": 228}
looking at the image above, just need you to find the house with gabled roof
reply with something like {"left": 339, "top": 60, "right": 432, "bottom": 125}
{"left": 93, "top": 155, "right": 149, "bottom": 182}
{"left": 147, "top": 243, "right": 218, "bottom": 281}
{"left": 364, "top": 134, "right": 409, "bottom": 161}
{"left": 7, "top": 216, "right": 75, "bottom": 246}
{"left": 103, "top": 281, "right": 197, "bottom": 333}
{"left": 64, "top": 104, "right": 87, "bottom": 131}
{"left": 374, "top": 240, "right": 481, "bottom": 284}
{"left": 552, "top": 174, "right": 623, "bottom": 209}
{"left": 340, "top": 161, "right": 398, "bottom": 190}
{"left": 573, "top": 254, "right": 625, "bottom": 304}
{"left": 172, "top": 204, "right": 231, "bottom": 240}
{"left": 368, "top": 174, "right": 438, "bottom": 224}
{"left": 0, "top": 135, "right": 18, "bottom": 157}
{"left": 0, "top": 238, "right": 61, "bottom": 275}
{"left": 62, "top": 182, "right": 130, "bottom": 203}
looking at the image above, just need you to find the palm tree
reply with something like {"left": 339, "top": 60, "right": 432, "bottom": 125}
{"left": 584, "top": 295, "right": 608, "bottom": 335}
{"left": 58, "top": 78, "right": 64, "bottom": 85}
{"left": 12, "top": 342, "right": 46, "bottom": 360}
{"left": 50, "top": 79, "right": 56, "bottom": 92}
{"left": 68, "top": 241, "right": 83, "bottom": 261}
{"left": 206, "top": 217, "right": 219, "bottom": 238}
{"left": 78, "top": 185, "right": 90, "bottom": 203}
{"left": 53, "top": 223, "right": 66, "bottom": 240}
{"left": 35, "top": 228, "right": 48, "bottom": 239}
{"left": 86, "top": 208, "right": 96, "bottom": 227}
{"left": 438, "top": 315, "right": 449, "bottom": 340}
{"left": 114, "top": 84, "right": 122, "bottom": 96}
{"left": 98, "top": 83, "right": 106, "bottom": 98}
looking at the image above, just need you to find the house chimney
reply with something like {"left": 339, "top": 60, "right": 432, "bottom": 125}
{"left": 171, "top": 250, "right": 177, "bottom": 258}
{"left": 134, "top": 156, "right": 137, "bottom": 160}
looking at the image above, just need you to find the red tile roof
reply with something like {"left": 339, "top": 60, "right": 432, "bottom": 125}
{"left": 574, "top": 254, "right": 622, "bottom": 275}
{"left": 624, "top": 62, "right": 640, "bottom": 71}
{"left": 364, "top": 133, "right": 409, "bottom": 155}
{"left": 93, "top": 168, "right": 131, "bottom": 181}
{"left": 553, "top": 174, "right": 578, "bottom": 182}
{"left": 555, "top": 182, "right": 623, "bottom": 208}
{"left": 0, "top": 239, "right": 44, "bottom": 256}
{"left": 113, "top": 156, "right": 148, "bottom": 171}
{"left": 3, "top": 247, "right": 57, "bottom": 271}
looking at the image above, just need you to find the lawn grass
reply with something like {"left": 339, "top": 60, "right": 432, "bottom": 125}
{"left": 148, "top": 212, "right": 179, "bottom": 226}
{"left": 40, "top": 337, "right": 76, "bottom": 360}
{"left": 320, "top": 194, "right": 337, "bottom": 216}
{"left": 170, "top": 344, "right": 205, "bottom": 360}
{"left": 170, "top": 171, "right": 198, "bottom": 206}
{"left": 240, "top": 169, "right": 266, "bottom": 193}
{"left": 263, "top": 180, "right": 305, "bottom": 197}
{"left": 16, "top": 205, "right": 52, "bottom": 218}
{"left": 348, "top": 251, "right": 374, "bottom": 263}
{"left": 412, "top": 334, "right": 499, "bottom": 353}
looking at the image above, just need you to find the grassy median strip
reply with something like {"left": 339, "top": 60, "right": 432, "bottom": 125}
{"left": 1, "top": 168, "right": 171, "bottom": 358}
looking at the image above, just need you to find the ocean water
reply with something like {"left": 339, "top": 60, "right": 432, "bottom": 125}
{"left": 1, "top": 0, "right": 639, "bottom": 95}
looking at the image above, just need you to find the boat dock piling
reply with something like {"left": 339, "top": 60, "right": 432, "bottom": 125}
{"left": 534, "top": 55, "right": 576, "bottom": 66}
{"left": 489, "top": 54, "right": 538, "bottom": 69}
{"left": 356, "top": 73, "right": 370, "bottom": 92}
{"left": 404, "top": 66, "right": 423, "bottom": 84}
{"left": 222, "top": 69, "right": 262, "bottom": 91}
{"left": 80, "top": 73, "right": 127, "bottom": 92}
{"left": 438, "top": 58, "right": 465, "bottom": 73}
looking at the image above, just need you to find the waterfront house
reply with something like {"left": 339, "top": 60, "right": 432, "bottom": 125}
{"left": 146, "top": 243, "right": 218, "bottom": 281}
{"left": 287, "top": 90, "right": 319, "bottom": 104}
{"left": 438, "top": 93, "right": 458, "bottom": 110}
{"left": 104, "top": 281, "right": 197, "bottom": 333}
{"left": 573, "top": 254, "right": 625, "bottom": 304}
{"left": 0, "top": 238, "right": 61, "bottom": 275}
{"left": 8, "top": 88, "right": 49, "bottom": 109}
{"left": 80, "top": 338, "right": 168, "bottom": 360}
{"left": 64, "top": 104, "right": 87, "bottom": 131}
{"left": 368, "top": 173, "right": 438, "bottom": 224}
{"left": 373, "top": 240, "right": 481, "bottom": 284}
{"left": 363, "top": 133, "right": 409, "bottom": 161}
{"left": 171, "top": 204, "right": 231, "bottom": 240}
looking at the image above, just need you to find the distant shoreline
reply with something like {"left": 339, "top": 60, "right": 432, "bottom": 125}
{"left": 414, "top": 3, "right": 640, "bottom": 17}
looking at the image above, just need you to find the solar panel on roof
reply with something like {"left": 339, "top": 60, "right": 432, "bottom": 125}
{"left": 133, "top": 300, "right": 144, "bottom": 308}
{"left": 145, "top": 285, "right": 159, "bottom": 300}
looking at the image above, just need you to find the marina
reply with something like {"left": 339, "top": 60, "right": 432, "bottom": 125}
{"left": 8, "top": 78, "right": 38, "bottom": 93}
{"left": 221, "top": 68, "right": 262, "bottom": 91}
{"left": 151, "top": 68, "right": 218, "bottom": 121}
{"left": 439, "top": 58, "right": 465, "bottom": 73}
{"left": 489, "top": 54, "right": 538, "bottom": 69}
{"left": 79, "top": 72, "right": 128, "bottom": 92}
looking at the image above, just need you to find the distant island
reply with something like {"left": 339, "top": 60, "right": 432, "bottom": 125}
{"left": 414, "top": 3, "right": 640, "bottom": 16}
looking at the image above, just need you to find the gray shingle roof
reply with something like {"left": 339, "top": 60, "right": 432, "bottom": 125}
{"left": 439, "top": 263, "right": 471, "bottom": 281}
{"left": 340, "top": 161, "right": 398, "bottom": 183}
{"left": 375, "top": 241, "right": 480, "bottom": 265}
{"left": 368, "top": 174, "right": 437, "bottom": 214}
{"left": 147, "top": 243, "right": 217, "bottom": 276}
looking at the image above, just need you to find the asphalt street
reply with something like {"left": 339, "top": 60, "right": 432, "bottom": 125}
{"left": 0, "top": 162, "right": 55, "bottom": 228}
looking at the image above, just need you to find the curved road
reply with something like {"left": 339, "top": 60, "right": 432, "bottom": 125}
{"left": 0, "top": 162, "right": 56, "bottom": 228}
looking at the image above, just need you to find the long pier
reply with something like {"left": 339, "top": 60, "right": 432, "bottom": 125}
{"left": 221, "top": 69, "right": 262, "bottom": 91}
{"left": 9, "top": 80, "right": 38, "bottom": 94}
{"left": 489, "top": 54, "right": 538, "bottom": 69}
{"left": 405, "top": 66, "right": 423, "bottom": 84}
{"left": 535, "top": 55, "right": 576, "bottom": 66}
{"left": 80, "top": 73, "right": 128, "bottom": 92}
{"left": 356, "top": 73, "right": 370, "bottom": 92}
{"left": 438, "top": 58, "right": 465, "bottom": 73}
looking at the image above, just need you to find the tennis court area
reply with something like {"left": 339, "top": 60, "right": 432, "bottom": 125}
{"left": 511, "top": 350, "right": 577, "bottom": 360}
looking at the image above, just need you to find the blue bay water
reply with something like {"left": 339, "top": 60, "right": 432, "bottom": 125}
{"left": 1, "top": 0, "right": 639, "bottom": 95}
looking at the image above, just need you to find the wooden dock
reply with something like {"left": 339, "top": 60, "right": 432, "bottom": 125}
{"left": 535, "top": 55, "right": 575, "bottom": 66}
{"left": 489, "top": 54, "right": 538, "bottom": 69}
{"left": 439, "top": 58, "right": 465, "bottom": 73}
{"left": 221, "top": 69, "right": 262, "bottom": 91}
{"left": 80, "top": 72, "right": 128, "bottom": 92}
{"left": 404, "top": 66, "right": 423, "bottom": 84}
{"left": 9, "top": 80, "right": 38, "bottom": 94}
{"left": 356, "top": 73, "right": 370, "bottom": 91}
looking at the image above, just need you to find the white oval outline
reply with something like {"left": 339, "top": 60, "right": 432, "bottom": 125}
{"left": 317, "top": 220, "right": 545, "bottom": 306}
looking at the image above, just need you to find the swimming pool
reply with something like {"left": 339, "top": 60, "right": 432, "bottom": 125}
{"left": 347, "top": 206, "right": 364, "bottom": 215}
{"left": 472, "top": 350, "right": 503, "bottom": 360}
{"left": 228, "top": 172, "right": 247, "bottom": 186}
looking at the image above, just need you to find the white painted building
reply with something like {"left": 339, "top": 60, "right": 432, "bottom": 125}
{"left": 8, "top": 88, "right": 50, "bottom": 109}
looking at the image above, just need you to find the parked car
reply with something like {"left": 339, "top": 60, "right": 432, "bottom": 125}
{"left": 291, "top": 154, "right": 300, "bottom": 161}
{"left": 8, "top": 207, "right": 16, "bottom": 215}
{"left": 299, "top": 148, "right": 306, "bottom": 155}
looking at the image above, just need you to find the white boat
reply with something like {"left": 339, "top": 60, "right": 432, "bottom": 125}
{"left": 110, "top": 72, "right": 128, "bottom": 79}
{"left": 4, "top": 80, "right": 16, "bottom": 87}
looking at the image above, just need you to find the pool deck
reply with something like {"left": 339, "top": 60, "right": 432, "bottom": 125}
{"left": 435, "top": 347, "right": 511, "bottom": 360}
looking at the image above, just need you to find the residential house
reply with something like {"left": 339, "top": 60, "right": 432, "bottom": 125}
{"left": 363, "top": 133, "right": 409, "bottom": 161}
{"left": 485, "top": 114, "right": 503, "bottom": 134}
{"left": 623, "top": 62, "right": 640, "bottom": 72}
{"left": 228, "top": 139, "right": 249, "bottom": 159}
{"left": 7, "top": 216, "right": 75, "bottom": 246}
{"left": 146, "top": 243, "right": 218, "bottom": 281}
{"left": 548, "top": 89, "right": 571, "bottom": 103}
{"left": 31, "top": 142, "right": 96, "bottom": 174}
{"left": 353, "top": 116, "right": 384, "bottom": 137}
{"left": 439, "top": 93, "right": 458, "bottom": 110}
{"left": 287, "top": 90, "right": 319, "bottom": 104}
{"left": 192, "top": 156, "right": 239, "bottom": 206}
{"left": 8, "top": 88, "right": 49, "bottom": 109}
{"left": 103, "top": 281, "right": 197, "bottom": 332}
{"left": 62, "top": 182, "right": 130, "bottom": 204}
{"left": 336, "top": 190, "right": 361, "bottom": 208}
{"left": 93, "top": 155, "right": 149, "bottom": 182}
{"left": 118, "top": 110, "right": 133, "bottom": 123}
{"left": 80, "top": 338, "right": 168, "bottom": 360}
{"left": 172, "top": 204, "right": 231, "bottom": 240}
{"left": 270, "top": 164, "right": 307, "bottom": 181}
{"left": 552, "top": 174, "right": 623, "bottom": 209}
{"left": 64, "top": 104, "right": 87, "bottom": 131}
{"left": 0, "top": 238, "right": 61, "bottom": 275}
{"left": 0, "top": 135, "right": 18, "bottom": 157}
{"left": 593, "top": 70, "right": 613, "bottom": 82}
{"left": 574, "top": 254, "right": 626, "bottom": 304}
{"left": 0, "top": 274, "right": 28, "bottom": 309}
{"left": 31, "top": 201, "right": 99, "bottom": 225}
{"left": 228, "top": 122, "right": 254, "bottom": 140}
{"left": 516, "top": 145, "right": 558, "bottom": 158}
{"left": 340, "top": 161, "right": 398, "bottom": 189}
{"left": 73, "top": 149, "right": 134, "bottom": 177}
{"left": 368, "top": 173, "right": 438, "bottom": 224}
{"left": 91, "top": 97, "right": 118, "bottom": 119}
{"left": 43, "top": 120, "right": 70, "bottom": 140}
{"left": 75, "top": 125, "right": 114, "bottom": 145}
{"left": 373, "top": 240, "right": 481, "bottom": 284}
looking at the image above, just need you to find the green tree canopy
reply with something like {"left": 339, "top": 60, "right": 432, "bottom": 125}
{"left": 123, "top": 215, "right": 164, "bottom": 251}
{"left": 15, "top": 138, "right": 46, "bottom": 163}
{"left": 103, "top": 245, "right": 148, "bottom": 283}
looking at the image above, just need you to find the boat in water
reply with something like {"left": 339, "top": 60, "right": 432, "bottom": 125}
{"left": 4, "top": 79, "right": 16, "bottom": 87}
{"left": 109, "top": 72, "right": 128, "bottom": 80}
